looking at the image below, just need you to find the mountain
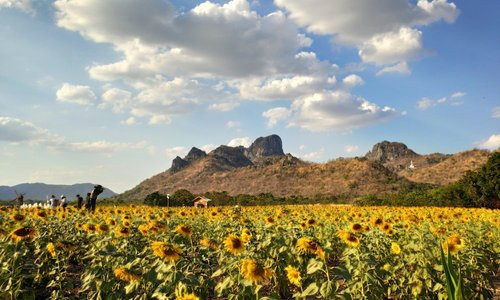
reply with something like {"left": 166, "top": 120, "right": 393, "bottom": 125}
{"left": 0, "top": 183, "right": 116, "bottom": 201}
{"left": 114, "top": 136, "right": 495, "bottom": 202}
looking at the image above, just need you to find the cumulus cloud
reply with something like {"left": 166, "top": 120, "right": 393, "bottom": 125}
{"left": 416, "top": 91, "right": 465, "bottom": 110}
{"left": 0, "top": 116, "right": 56, "bottom": 143}
{"left": 300, "top": 148, "right": 325, "bottom": 161}
{"left": 287, "top": 91, "right": 397, "bottom": 131}
{"left": 228, "top": 137, "right": 252, "bottom": 147}
{"left": 207, "top": 102, "right": 240, "bottom": 112}
{"left": 0, "top": 116, "right": 152, "bottom": 153}
{"left": 275, "top": 0, "right": 459, "bottom": 65}
{"left": 0, "top": 0, "right": 34, "bottom": 14}
{"left": 342, "top": 74, "right": 364, "bottom": 88}
{"left": 492, "top": 107, "right": 500, "bottom": 118}
{"left": 165, "top": 146, "right": 187, "bottom": 158}
{"left": 376, "top": 61, "right": 411, "bottom": 76}
{"left": 226, "top": 121, "right": 241, "bottom": 129}
{"left": 478, "top": 134, "right": 500, "bottom": 150}
{"left": 262, "top": 107, "right": 291, "bottom": 128}
{"left": 345, "top": 145, "right": 359, "bottom": 153}
{"left": 200, "top": 144, "right": 217, "bottom": 153}
{"left": 99, "top": 88, "right": 132, "bottom": 113}
{"left": 56, "top": 83, "right": 96, "bottom": 105}
{"left": 121, "top": 117, "right": 140, "bottom": 125}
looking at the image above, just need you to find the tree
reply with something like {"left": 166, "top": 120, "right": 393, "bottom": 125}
{"left": 171, "top": 189, "right": 194, "bottom": 206}
{"left": 144, "top": 192, "right": 168, "bottom": 206}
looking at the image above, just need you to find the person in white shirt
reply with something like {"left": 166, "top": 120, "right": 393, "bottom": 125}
{"left": 49, "top": 195, "right": 59, "bottom": 209}
{"left": 60, "top": 195, "right": 67, "bottom": 210}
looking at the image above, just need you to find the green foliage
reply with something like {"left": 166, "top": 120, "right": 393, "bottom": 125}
{"left": 170, "top": 189, "right": 194, "bottom": 206}
{"left": 143, "top": 192, "right": 169, "bottom": 207}
{"left": 356, "top": 152, "right": 500, "bottom": 208}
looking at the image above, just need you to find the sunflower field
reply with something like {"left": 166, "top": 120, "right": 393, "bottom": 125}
{"left": 0, "top": 204, "right": 498, "bottom": 299}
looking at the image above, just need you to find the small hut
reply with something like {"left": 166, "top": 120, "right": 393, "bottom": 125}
{"left": 193, "top": 196, "right": 211, "bottom": 208}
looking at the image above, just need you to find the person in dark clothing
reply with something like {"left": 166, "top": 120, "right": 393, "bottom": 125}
{"left": 15, "top": 194, "right": 24, "bottom": 207}
{"left": 85, "top": 193, "right": 91, "bottom": 210}
{"left": 76, "top": 194, "right": 84, "bottom": 209}
{"left": 89, "top": 185, "right": 104, "bottom": 212}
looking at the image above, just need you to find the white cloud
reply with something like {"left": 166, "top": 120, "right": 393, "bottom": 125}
{"left": 226, "top": 121, "right": 241, "bottom": 129}
{"left": 492, "top": 107, "right": 500, "bottom": 118}
{"left": 478, "top": 134, "right": 500, "bottom": 150}
{"left": 417, "top": 91, "right": 464, "bottom": 110}
{"left": 345, "top": 145, "right": 359, "bottom": 153}
{"left": 262, "top": 107, "right": 291, "bottom": 128}
{"left": 0, "top": 0, "right": 34, "bottom": 14}
{"left": 228, "top": 137, "right": 252, "bottom": 147}
{"left": 121, "top": 117, "right": 140, "bottom": 126}
{"left": 288, "top": 91, "right": 397, "bottom": 131}
{"left": 416, "top": 97, "right": 438, "bottom": 110}
{"left": 200, "top": 144, "right": 217, "bottom": 153}
{"left": 300, "top": 148, "right": 325, "bottom": 161}
{"left": 0, "top": 116, "right": 55, "bottom": 143}
{"left": 451, "top": 91, "right": 465, "bottom": 98}
{"left": 0, "top": 116, "right": 152, "bottom": 154}
{"left": 208, "top": 102, "right": 240, "bottom": 112}
{"left": 376, "top": 61, "right": 411, "bottom": 76}
{"left": 56, "top": 83, "right": 96, "bottom": 105}
{"left": 165, "top": 146, "right": 187, "bottom": 158}
{"left": 99, "top": 88, "right": 132, "bottom": 113}
{"left": 342, "top": 74, "right": 364, "bottom": 88}
{"left": 275, "top": 0, "right": 458, "bottom": 65}
{"left": 359, "top": 27, "right": 423, "bottom": 65}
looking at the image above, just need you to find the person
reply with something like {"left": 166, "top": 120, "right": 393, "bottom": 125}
{"left": 49, "top": 195, "right": 59, "bottom": 209}
{"left": 60, "top": 195, "right": 68, "bottom": 210}
{"left": 15, "top": 194, "right": 24, "bottom": 207}
{"left": 85, "top": 193, "right": 91, "bottom": 210}
{"left": 76, "top": 194, "right": 84, "bottom": 209}
{"left": 89, "top": 185, "right": 104, "bottom": 212}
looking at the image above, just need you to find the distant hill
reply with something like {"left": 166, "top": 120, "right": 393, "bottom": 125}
{"left": 364, "top": 141, "right": 492, "bottom": 185}
{"left": 113, "top": 135, "right": 496, "bottom": 203}
{"left": 0, "top": 183, "right": 116, "bottom": 201}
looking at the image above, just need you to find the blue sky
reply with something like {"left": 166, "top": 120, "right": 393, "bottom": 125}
{"left": 0, "top": 0, "right": 498, "bottom": 193}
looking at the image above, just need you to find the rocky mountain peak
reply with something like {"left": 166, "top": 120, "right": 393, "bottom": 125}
{"left": 185, "top": 147, "right": 207, "bottom": 163}
{"left": 170, "top": 156, "right": 189, "bottom": 173}
{"left": 365, "top": 141, "right": 418, "bottom": 163}
{"left": 245, "top": 134, "right": 285, "bottom": 161}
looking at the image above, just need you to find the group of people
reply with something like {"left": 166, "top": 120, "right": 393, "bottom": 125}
{"left": 47, "top": 185, "right": 105, "bottom": 212}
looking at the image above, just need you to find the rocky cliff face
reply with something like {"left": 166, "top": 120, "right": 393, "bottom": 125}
{"left": 365, "top": 141, "right": 418, "bottom": 163}
{"left": 245, "top": 134, "right": 285, "bottom": 162}
{"left": 170, "top": 147, "right": 208, "bottom": 173}
{"left": 169, "top": 135, "right": 285, "bottom": 173}
{"left": 185, "top": 147, "right": 207, "bottom": 163}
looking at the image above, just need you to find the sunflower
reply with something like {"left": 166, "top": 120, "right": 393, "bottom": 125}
{"left": 391, "top": 242, "right": 401, "bottom": 255}
{"left": 114, "top": 268, "right": 140, "bottom": 282}
{"left": 56, "top": 241, "right": 77, "bottom": 251}
{"left": 106, "top": 218, "right": 117, "bottom": 226}
{"left": 241, "top": 228, "right": 252, "bottom": 243}
{"left": 176, "top": 293, "right": 200, "bottom": 300}
{"left": 9, "top": 226, "right": 36, "bottom": 242}
{"left": 264, "top": 216, "right": 275, "bottom": 225}
{"left": 83, "top": 223, "right": 97, "bottom": 233}
{"left": 97, "top": 224, "right": 110, "bottom": 234}
{"left": 138, "top": 224, "right": 150, "bottom": 236}
{"left": 224, "top": 234, "right": 245, "bottom": 255}
{"left": 338, "top": 230, "right": 360, "bottom": 248}
{"left": 151, "top": 241, "right": 182, "bottom": 263}
{"left": 200, "top": 238, "right": 219, "bottom": 250}
{"left": 306, "top": 218, "right": 317, "bottom": 227}
{"left": 175, "top": 224, "right": 193, "bottom": 238}
{"left": 47, "top": 242, "right": 57, "bottom": 258}
{"left": 447, "top": 234, "right": 465, "bottom": 250}
{"left": 349, "top": 223, "right": 363, "bottom": 233}
{"left": 284, "top": 265, "right": 301, "bottom": 286}
{"left": 240, "top": 259, "right": 272, "bottom": 285}
{"left": 115, "top": 226, "right": 131, "bottom": 237}
{"left": 10, "top": 213, "right": 26, "bottom": 223}
{"left": 35, "top": 210, "right": 48, "bottom": 221}
{"left": 295, "top": 237, "right": 325, "bottom": 258}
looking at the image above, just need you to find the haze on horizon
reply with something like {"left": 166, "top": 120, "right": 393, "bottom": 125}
{"left": 0, "top": 0, "right": 498, "bottom": 193}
